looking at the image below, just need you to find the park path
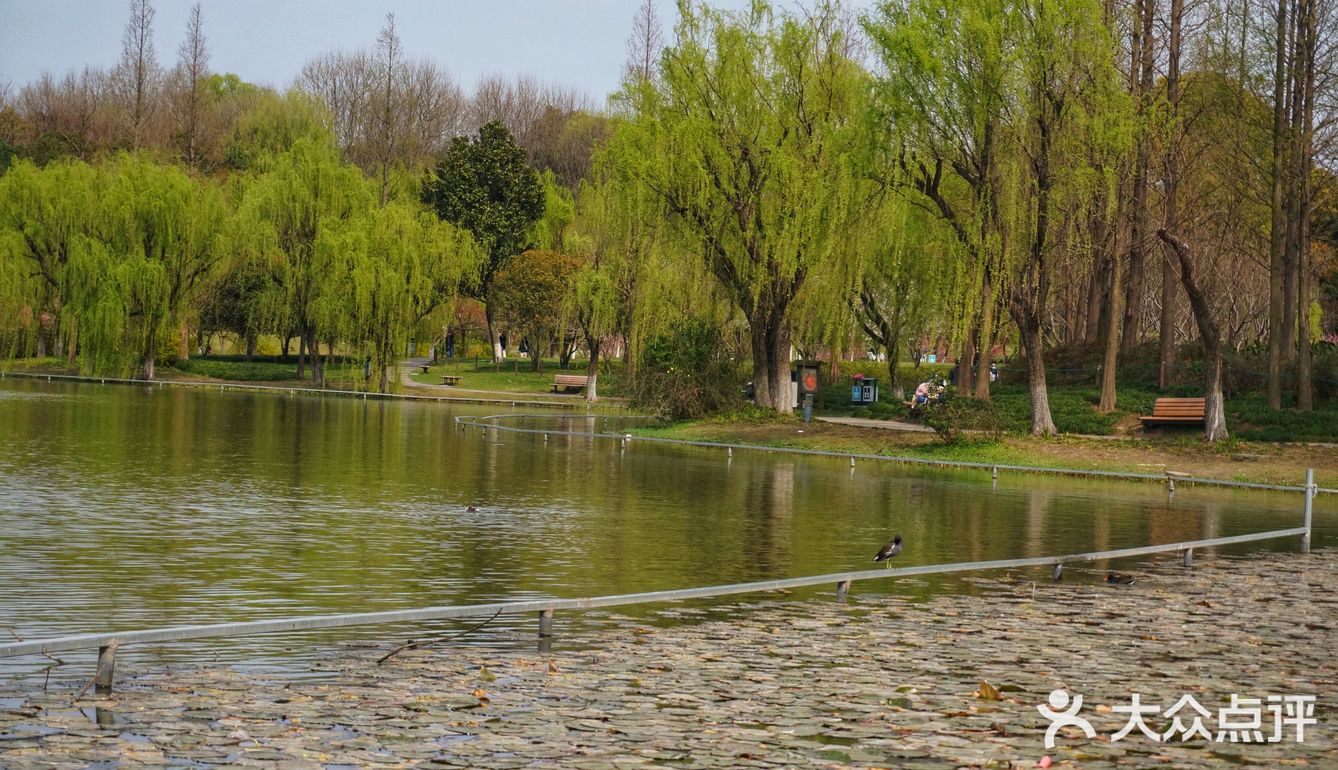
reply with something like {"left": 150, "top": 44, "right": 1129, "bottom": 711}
{"left": 816, "top": 414, "right": 935, "bottom": 433}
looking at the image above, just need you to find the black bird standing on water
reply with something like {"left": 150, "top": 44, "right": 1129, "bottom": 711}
{"left": 874, "top": 535, "right": 903, "bottom": 567}
{"left": 1105, "top": 572, "right": 1136, "bottom": 585}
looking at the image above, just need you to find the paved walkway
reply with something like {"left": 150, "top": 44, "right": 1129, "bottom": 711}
{"left": 3, "top": 551, "right": 1332, "bottom": 768}
{"left": 816, "top": 415, "right": 935, "bottom": 433}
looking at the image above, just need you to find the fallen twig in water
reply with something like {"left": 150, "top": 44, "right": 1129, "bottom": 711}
{"left": 378, "top": 609, "right": 504, "bottom": 665}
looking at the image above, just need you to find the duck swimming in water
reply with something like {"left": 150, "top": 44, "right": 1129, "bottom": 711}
{"left": 874, "top": 535, "right": 903, "bottom": 567}
{"left": 1105, "top": 572, "right": 1136, "bottom": 585}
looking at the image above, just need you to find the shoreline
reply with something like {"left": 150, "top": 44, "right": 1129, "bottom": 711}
{"left": 0, "top": 369, "right": 611, "bottom": 411}
{"left": 631, "top": 417, "right": 1338, "bottom": 490}
{"left": 3, "top": 369, "right": 1334, "bottom": 489}
{"left": 3, "top": 550, "right": 1333, "bottom": 769}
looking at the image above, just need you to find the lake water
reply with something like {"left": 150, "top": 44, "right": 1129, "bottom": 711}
{"left": 0, "top": 378, "right": 1330, "bottom": 680}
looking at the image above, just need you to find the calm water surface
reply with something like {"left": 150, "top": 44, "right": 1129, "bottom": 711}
{"left": 0, "top": 379, "right": 1331, "bottom": 679}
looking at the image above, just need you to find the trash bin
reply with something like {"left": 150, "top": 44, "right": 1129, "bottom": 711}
{"left": 850, "top": 375, "right": 879, "bottom": 405}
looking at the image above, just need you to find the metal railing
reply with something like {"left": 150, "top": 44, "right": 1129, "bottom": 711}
{"left": 0, "top": 511, "right": 1315, "bottom": 692}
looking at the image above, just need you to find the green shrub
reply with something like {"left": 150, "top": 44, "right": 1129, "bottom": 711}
{"left": 630, "top": 318, "right": 743, "bottom": 420}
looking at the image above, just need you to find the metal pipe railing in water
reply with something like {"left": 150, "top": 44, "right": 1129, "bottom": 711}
{"left": 0, "top": 524, "right": 1314, "bottom": 691}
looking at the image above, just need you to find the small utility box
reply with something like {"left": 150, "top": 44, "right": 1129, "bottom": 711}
{"left": 851, "top": 375, "right": 879, "bottom": 405}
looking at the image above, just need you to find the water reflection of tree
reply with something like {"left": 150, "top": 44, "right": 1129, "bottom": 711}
{"left": 737, "top": 461, "right": 794, "bottom": 580}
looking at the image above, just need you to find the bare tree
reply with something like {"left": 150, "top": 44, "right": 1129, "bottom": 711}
{"left": 18, "top": 68, "right": 107, "bottom": 159}
{"left": 469, "top": 74, "right": 590, "bottom": 154}
{"left": 114, "top": 0, "right": 160, "bottom": 149}
{"left": 1158, "top": 0, "right": 1230, "bottom": 441}
{"left": 170, "top": 2, "right": 208, "bottom": 170}
{"left": 623, "top": 0, "right": 664, "bottom": 85}
{"left": 297, "top": 25, "right": 467, "bottom": 181}
{"left": 371, "top": 13, "right": 404, "bottom": 204}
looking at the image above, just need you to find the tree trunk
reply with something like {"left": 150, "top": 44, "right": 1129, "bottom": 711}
{"left": 957, "top": 324, "right": 976, "bottom": 398}
{"left": 1098, "top": 244, "right": 1122, "bottom": 411}
{"left": 1158, "top": 229, "right": 1228, "bottom": 441}
{"left": 179, "top": 321, "right": 190, "bottom": 361}
{"left": 1084, "top": 217, "right": 1109, "bottom": 346}
{"left": 1281, "top": 0, "right": 1304, "bottom": 360}
{"left": 1159, "top": 0, "right": 1183, "bottom": 391}
{"left": 305, "top": 329, "right": 323, "bottom": 387}
{"left": 297, "top": 329, "right": 307, "bottom": 380}
{"left": 1120, "top": 232, "right": 1146, "bottom": 352}
{"left": 485, "top": 304, "right": 503, "bottom": 364}
{"left": 749, "top": 302, "right": 793, "bottom": 414}
{"left": 586, "top": 336, "right": 600, "bottom": 402}
{"left": 766, "top": 311, "right": 792, "bottom": 414}
{"left": 142, "top": 355, "right": 155, "bottom": 381}
{"left": 1157, "top": 256, "right": 1177, "bottom": 386}
{"left": 245, "top": 335, "right": 257, "bottom": 361}
{"left": 1296, "top": 0, "right": 1316, "bottom": 410}
{"left": 1267, "top": 0, "right": 1290, "bottom": 410}
{"left": 1011, "top": 296, "right": 1057, "bottom": 436}
{"left": 885, "top": 304, "right": 904, "bottom": 400}
{"left": 973, "top": 275, "right": 995, "bottom": 400}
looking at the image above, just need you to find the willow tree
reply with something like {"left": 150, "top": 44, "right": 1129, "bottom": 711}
{"left": 609, "top": 1, "right": 862, "bottom": 413}
{"left": 92, "top": 154, "right": 228, "bottom": 378}
{"left": 331, "top": 200, "right": 480, "bottom": 392}
{"left": 241, "top": 137, "right": 371, "bottom": 385}
{"left": 0, "top": 159, "right": 102, "bottom": 361}
{"left": 865, "top": 0, "right": 1011, "bottom": 401}
{"left": 568, "top": 178, "right": 633, "bottom": 401}
{"left": 1006, "top": 0, "right": 1128, "bottom": 435}
{"left": 851, "top": 194, "right": 952, "bottom": 400}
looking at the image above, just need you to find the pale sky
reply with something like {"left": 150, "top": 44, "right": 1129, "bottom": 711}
{"left": 0, "top": 0, "right": 852, "bottom": 105}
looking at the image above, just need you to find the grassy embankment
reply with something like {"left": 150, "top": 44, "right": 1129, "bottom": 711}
{"left": 632, "top": 411, "right": 1338, "bottom": 488}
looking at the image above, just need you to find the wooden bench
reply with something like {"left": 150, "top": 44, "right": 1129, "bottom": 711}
{"left": 440, "top": 374, "right": 461, "bottom": 386}
{"left": 551, "top": 374, "right": 589, "bottom": 393}
{"left": 1138, "top": 397, "right": 1206, "bottom": 426}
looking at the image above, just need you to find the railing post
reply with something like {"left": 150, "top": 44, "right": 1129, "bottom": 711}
{"left": 1302, "top": 468, "right": 1314, "bottom": 554}
{"left": 1182, "top": 548, "right": 1193, "bottom": 568}
{"left": 1166, "top": 472, "right": 1176, "bottom": 493}
{"left": 1052, "top": 562, "right": 1063, "bottom": 581}
{"left": 835, "top": 580, "right": 851, "bottom": 601}
{"left": 94, "top": 643, "right": 117, "bottom": 693}
{"left": 538, "top": 609, "right": 554, "bottom": 638}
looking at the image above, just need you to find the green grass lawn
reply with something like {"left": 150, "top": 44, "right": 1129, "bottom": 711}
{"left": 170, "top": 356, "right": 299, "bottom": 381}
{"left": 409, "top": 358, "right": 625, "bottom": 396}
{"left": 818, "top": 376, "right": 1338, "bottom": 443}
